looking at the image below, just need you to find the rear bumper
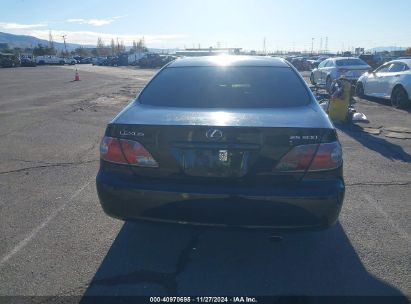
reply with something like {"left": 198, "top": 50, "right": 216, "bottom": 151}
{"left": 96, "top": 170, "right": 345, "bottom": 230}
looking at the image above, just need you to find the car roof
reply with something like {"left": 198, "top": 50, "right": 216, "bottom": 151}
{"left": 332, "top": 57, "right": 362, "bottom": 61}
{"left": 168, "top": 55, "right": 290, "bottom": 68}
{"left": 388, "top": 59, "right": 411, "bottom": 67}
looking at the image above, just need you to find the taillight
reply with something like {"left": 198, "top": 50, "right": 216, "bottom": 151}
{"left": 309, "top": 142, "right": 342, "bottom": 171}
{"left": 275, "top": 141, "right": 342, "bottom": 172}
{"left": 275, "top": 144, "right": 318, "bottom": 172}
{"left": 100, "top": 136, "right": 158, "bottom": 167}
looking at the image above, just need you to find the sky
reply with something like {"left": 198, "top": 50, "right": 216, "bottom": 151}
{"left": 1, "top": 0, "right": 410, "bottom": 51}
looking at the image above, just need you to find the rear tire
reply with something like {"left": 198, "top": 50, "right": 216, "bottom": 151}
{"left": 391, "top": 86, "right": 410, "bottom": 109}
{"left": 356, "top": 82, "right": 365, "bottom": 98}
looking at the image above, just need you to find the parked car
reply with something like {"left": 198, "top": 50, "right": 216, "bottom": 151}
{"left": 359, "top": 54, "right": 384, "bottom": 69}
{"left": 288, "top": 57, "right": 311, "bottom": 71}
{"left": 307, "top": 56, "right": 329, "bottom": 69}
{"left": 356, "top": 59, "right": 411, "bottom": 108}
{"left": 35, "top": 55, "right": 65, "bottom": 65}
{"left": 310, "top": 57, "right": 370, "bottom": 92}
{"left": 20, "top": 58, "right": 36, "bottom": 67}
{"left": 95, "top": 55, "right": 127, "bottom": 66}
{"left": 79, "top": 57, "right": 92, "bottom": 64}
{"left": 160, "top": 55, "right": 177, "bottom": 65}
{"left": 92, "top": 56, "right": 107, "bottom": 65}
{"left": 65, "top": 58, "right": 77, "bottom": 65}
{"left": 0, "top": 52, "right": 19, "bottom": 67}
{"left": 98, "top": 56, "right": 117, "bottom": 66}
{"left": 96, "top": 56, "right": 345, "bottom": 230}
{"left": 138, "top": 53, "right": 165, "bottom": 68}
{"left": 128, "top": 52, "right": 149, "bottom": 65}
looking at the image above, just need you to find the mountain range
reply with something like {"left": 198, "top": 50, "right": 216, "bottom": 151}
{"left": 0, "top": 31, "right": 177, "bottom": 53}
{"left": 0, "top": 31, "right": 83, "bottom": 50}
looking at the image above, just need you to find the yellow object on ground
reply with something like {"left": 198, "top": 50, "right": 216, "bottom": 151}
{"left": 328, "top": 79, "right": 351, "bottom": 123}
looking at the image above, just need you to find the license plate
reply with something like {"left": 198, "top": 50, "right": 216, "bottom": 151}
{"left": 219, "top": 150, "right": 228, "bottom": 162}
{"left": 177, "top": 149, "right": 250, "bottom": 177}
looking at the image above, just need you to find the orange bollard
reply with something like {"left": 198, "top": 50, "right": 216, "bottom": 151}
{"left": 74, "top": 69, "right": 80, "bottom": 81}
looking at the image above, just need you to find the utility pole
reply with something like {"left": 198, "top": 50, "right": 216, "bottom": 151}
{"left": 61, "top": 35, "right": 68, "bottom": 57}
{"left": 319, "top": 37, "right": 323, "bottom": 54}
{"left": 311, "top": 38, "right": 314, "bottom": 55}
{"left": 325, "top": 36, "right": 328, "bottom": 54}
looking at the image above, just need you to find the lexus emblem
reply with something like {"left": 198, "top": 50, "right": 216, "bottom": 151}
{"left": 206, "top": 129, "right": 223, "bottom": 140}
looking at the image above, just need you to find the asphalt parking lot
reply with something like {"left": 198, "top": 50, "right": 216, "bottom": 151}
{"left": 0, "top": 66, "right": 410, "bottom": 300}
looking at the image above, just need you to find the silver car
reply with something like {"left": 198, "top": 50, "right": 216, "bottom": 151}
{"left": 356, "top": 59, "right": 411, "bottom": 108}
{"left": 310, "top": 57, "right": 370, "bottom": 91}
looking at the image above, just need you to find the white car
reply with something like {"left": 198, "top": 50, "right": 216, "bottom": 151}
{"left": 35, "top": 55, "right": 65, "bottom": 65}
{"left": 310, "top": 57, "right": 370, "bottom": 92}
{"left": 356, "top": 59, "right": 411, "bottom": 108}
{"left": 64, "top": 58, "right": 77, "bottom": 65}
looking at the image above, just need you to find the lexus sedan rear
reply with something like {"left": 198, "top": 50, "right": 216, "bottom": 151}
{"left": 96, "top": 56, "right": 345, "bottom": 229}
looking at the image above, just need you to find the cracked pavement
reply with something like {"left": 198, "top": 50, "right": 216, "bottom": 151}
{"left": 0, "top": 66, "right": 409, "bottom": 300}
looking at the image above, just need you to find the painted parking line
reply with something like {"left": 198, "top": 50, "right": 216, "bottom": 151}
{"left": 0, "top": 179, "right": 93, "bottom": 268}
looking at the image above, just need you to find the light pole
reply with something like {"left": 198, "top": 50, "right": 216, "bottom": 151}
{"left": 61, "top": 35, "right": 68, "bottom": 57}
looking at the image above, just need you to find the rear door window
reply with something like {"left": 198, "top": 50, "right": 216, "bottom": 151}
{"left": 376, "top": 64, "right": 391, "bottom": 73}
{"left": 388, "top": 63, "right": 406, "bottom": 72}
{"left": 139, "top": 66, "right": 311, "bottom": 108}
{"left": 318, "top": 61, "right": 327, "bottom": 68}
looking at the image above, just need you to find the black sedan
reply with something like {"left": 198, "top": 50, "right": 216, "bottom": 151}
{"left": 96, "top": 56, "right": 345, "bottom": 230}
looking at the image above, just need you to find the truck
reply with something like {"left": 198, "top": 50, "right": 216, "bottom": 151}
{"left": 35, "top": 55, "right": 65, "bottom": 65}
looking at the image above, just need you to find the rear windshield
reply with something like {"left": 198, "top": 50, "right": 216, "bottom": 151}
{"left": 336, "top": 59, "right": 367, "bottom": 66}
{"left": 138, "top": 66, "right": 310, "bottom": 108}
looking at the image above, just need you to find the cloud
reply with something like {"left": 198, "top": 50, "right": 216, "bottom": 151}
{"left": 28, "top": 29, "right": 187, "bottom": 46}
{"left": 66, "top": 16, "right": 123, "bottom": 27}
{"left": 0, "top": 22, "right": 47, "bottom": 29}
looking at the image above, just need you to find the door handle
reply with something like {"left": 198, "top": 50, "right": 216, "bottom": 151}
{"left": 394, "top": 74, "right": 400, "bottom": 77}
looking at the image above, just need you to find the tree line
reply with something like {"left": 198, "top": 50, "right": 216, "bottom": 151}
{"left": 4, "top": 32, "right": 149, "bottom": 57}
{"left": 95, "top": 37, "right": 148, "bottom": 56}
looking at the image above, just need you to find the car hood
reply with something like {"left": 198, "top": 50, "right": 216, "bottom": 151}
{"left": 112, "top": 101, "right": 333, "bottom": 129}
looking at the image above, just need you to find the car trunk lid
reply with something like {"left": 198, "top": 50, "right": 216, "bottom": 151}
{"left": 106, "top": 103, "right": 333, "bottom": 182}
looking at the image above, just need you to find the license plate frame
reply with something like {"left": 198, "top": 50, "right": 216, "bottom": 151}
{"left": 180, "top": 148, "right": 249, "bottom": 177}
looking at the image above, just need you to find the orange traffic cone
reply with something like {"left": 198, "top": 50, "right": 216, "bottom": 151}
{"left": 74, "top": 69, "right": 80, "bottom": 81}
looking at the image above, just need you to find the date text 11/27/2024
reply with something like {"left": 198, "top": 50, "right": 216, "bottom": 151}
{"left": 149, "top": 297, "right": 258, "bottom": 303}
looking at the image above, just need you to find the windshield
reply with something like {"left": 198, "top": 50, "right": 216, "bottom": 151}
{"left": 336, "top": 59, "right": 368, "bottom": 66}
{"left": 138, "top": 66, "right": 310, "bottom": 108}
